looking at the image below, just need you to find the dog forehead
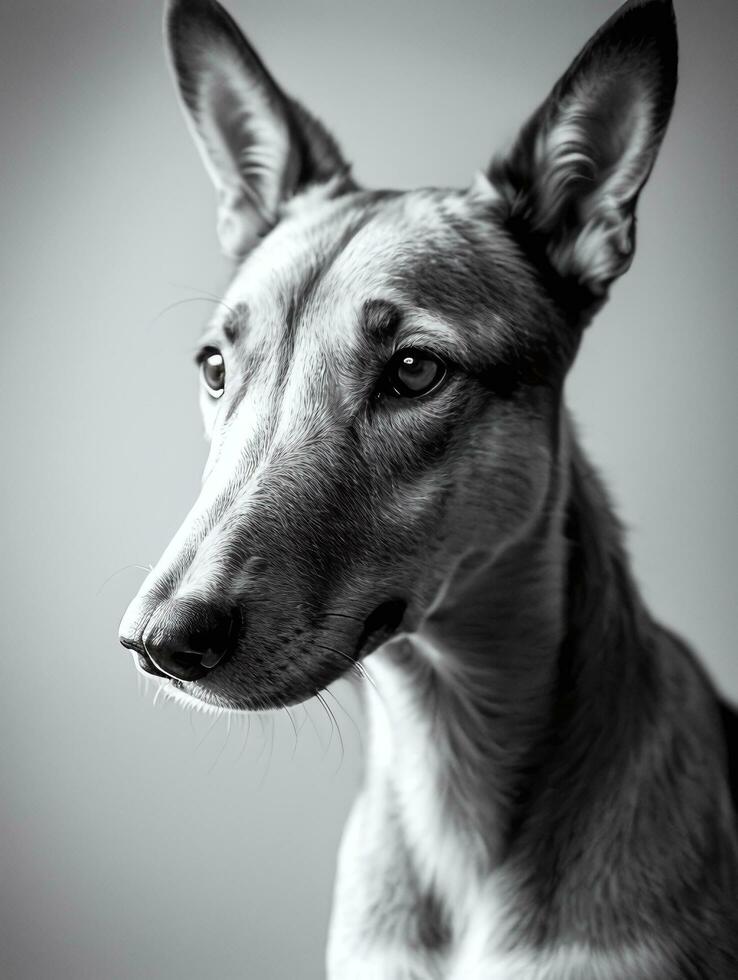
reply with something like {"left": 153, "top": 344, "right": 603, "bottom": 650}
{"left": 220, "top": 186, "right": 528, "bottom": 355}
{"left": 222, "top": 190, "right": 395, "bottom": 338}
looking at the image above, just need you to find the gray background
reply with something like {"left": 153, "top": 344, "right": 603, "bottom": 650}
{"left": 1, "top": 1, "right": 736, "bottom": 978}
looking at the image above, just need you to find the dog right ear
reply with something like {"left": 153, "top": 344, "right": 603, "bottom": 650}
{"left": 165, "top": 0, "right": 352, "bottom": 259}
{"left": 487, "top": 0, "right": 677, "bottom": 323}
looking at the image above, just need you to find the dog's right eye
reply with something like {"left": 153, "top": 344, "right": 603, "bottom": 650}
{"left": 198, "top": 348, "right": 226, "bottom": 399}
{"left": 381, "top": 348, "right": 448, "bottom": 399}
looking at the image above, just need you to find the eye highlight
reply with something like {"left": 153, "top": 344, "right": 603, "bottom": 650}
{"left": 198, "top": 348, "right": 225, "bottom": 398}
{"left": 381, "top": 348, "right": 448, "bottom": 399}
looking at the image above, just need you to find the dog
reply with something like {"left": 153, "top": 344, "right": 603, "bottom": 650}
{"left": 119, "top": 0, "right": 738, "bottom": 976}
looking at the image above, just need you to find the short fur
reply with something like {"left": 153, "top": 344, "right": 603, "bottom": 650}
{"left": 120, "top": 1, "right": 738, "bottom": 976}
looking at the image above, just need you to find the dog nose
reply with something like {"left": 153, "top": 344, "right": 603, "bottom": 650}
{"left": 125, "top": 601, "right": 240, "bottom": 682}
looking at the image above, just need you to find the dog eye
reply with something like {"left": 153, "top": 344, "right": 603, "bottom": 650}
{"left": 382, "top": 348, "right": 447, "bottom": 398}
{"left": 199, "top": 349, "right": 225, "bottom": 398}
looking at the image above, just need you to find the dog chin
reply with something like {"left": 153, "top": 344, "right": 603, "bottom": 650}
{"left": 165, "top": 680, "right": 266, "bottom": 713}
{"left": 166, "top": 676, "right": 328, "bottom": 714}
{"left": 165, "top": 680, "right": 239, "bottom": 712}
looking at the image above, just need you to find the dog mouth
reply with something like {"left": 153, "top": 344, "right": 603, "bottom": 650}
{"left": 355, "top": 599, "right": 408, "bottom": 656}
{"left": 131, "top": 598, "right": 408, "bottom": 708}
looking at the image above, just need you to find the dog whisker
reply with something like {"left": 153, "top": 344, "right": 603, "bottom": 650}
{"left": 149, "top": 295, "right": 235, "bottom": 328}
{"left": 237, "top": 710, "right": 252, "bottom": 762}
{"left": 323, "top": 611, "right": 363, "bottom": 624}
{"left": 257, "top": 713, "right": 276, "bottom": 788}
{"left": 194, "top": 709, "right": 223, "bottom": 751}
{"left": 301, "top": 698, "right": 327, "bottom": 756}
{"left": 316, "top": 691, "right": 345, "bottom": 774}
{"left": 282, "top": 703, "right": 300, "bottom": 760}
{"left": 207, "top": 714, "right": 232, "bottom": 775}
{"left": 313, "top": 641, "right": 378, "bottom": 694}
{"left": 167, "top": 281, "right": 239, "bottom": 320}
{"left": 324, "top": 686, "right": 364, "bottom": 753}
{"left": 96, "top": 563, "right": 152, "bottom": 596}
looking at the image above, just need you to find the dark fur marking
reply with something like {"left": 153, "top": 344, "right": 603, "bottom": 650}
{"left": 361, "top": 298, "right": 403, "bottom": 346}
{"left": 223, "top": 319, "right": 240, "bottom": 346}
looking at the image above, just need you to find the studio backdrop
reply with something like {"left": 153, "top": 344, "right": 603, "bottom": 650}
{"left": 1, "top": 1, "right": 736, "bottom": 978}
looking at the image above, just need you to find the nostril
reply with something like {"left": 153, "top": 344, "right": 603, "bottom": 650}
{"left": 144, "top": 643, "right": 210, "bottom": 682}
{"left": 184, "top": 607, "right": 240, "bottom": 670}
{"left": 134, "top": 652, "right": 169, "bottom": 679}
{"left": 142, "top": 604, "right": 241, "bottom": 683}
{"left": 119, "top": 599, "right": 156, "bottom": 657}
{"left": 119, "top": 634, "right": 144, "bottom": 655}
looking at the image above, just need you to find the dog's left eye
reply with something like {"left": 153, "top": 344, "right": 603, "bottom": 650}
{"left": 382, "top": 348, "right": 447, "bottom": 399}
{"left": 199, "top": 349, "right": 225, "bottom": 398}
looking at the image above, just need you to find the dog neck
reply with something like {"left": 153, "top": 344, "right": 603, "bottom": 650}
{"left": 362, "top": 413, "right": 656, "bottom": 935}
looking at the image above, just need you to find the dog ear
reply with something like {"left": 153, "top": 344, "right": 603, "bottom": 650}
{"left": 166, "top": 0, "right": 352, "bottom": 259}
{"left": 487, "top": 0, "right": 677, "bottom": 321}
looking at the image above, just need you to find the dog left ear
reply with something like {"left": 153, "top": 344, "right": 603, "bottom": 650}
{"left": 487, "top": 0, "right": 677, "bottom": 321}
{"left": 166, "top": 0, "right": 352, "bottom": 259}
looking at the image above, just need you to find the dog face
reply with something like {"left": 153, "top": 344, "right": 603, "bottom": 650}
{"left": 119, "top": 0, "right": 676, "bottom": 711}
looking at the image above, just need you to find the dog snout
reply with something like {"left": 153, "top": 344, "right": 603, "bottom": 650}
{"left": 120, "top": 598, "right": 241, "bottom": 682}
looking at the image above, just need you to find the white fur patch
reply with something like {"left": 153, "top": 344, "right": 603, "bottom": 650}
{"left": 449, "top": 936, "right": 665, "bottom": 980}
{"left": 366, "top": 642, "right": 498, "bottom": 925}
{"left": 466, "top": 170, "right": 502, "bottom": 205}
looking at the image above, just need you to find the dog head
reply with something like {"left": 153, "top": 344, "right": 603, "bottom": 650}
{"left": 119, "top": 0, "right": 677, "bottom": 710}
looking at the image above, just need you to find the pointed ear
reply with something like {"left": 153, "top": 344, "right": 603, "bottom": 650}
{"left": 488, "top": 0, "right": 677, "bottom": 321}
{"left": 165, "top": 0, "right": 353, "bottom": 259}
